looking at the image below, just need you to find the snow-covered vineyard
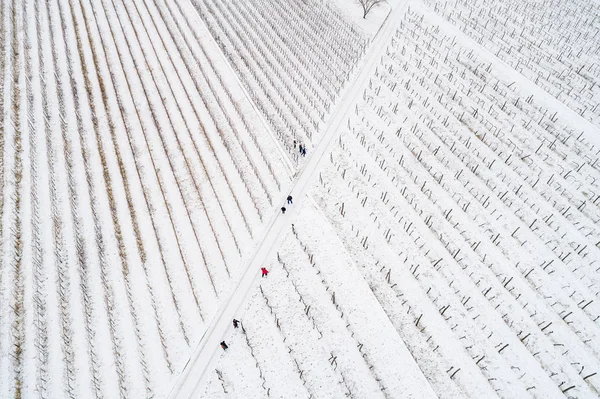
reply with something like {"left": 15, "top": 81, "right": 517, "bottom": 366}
{"left": 0, "top": 0, "right": 290, "bottom": 396}
{"left": 195, "top": 0, "right": 600, "bottom": 398}
{"left": 191, "top": 0, "right": 369, "bottom": 160}
{"left": 2, "top": 0, "right": 600, "bottom": 398}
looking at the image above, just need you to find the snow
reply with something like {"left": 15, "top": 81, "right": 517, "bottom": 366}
{"left": 330, "top": 0, "right": 393, "bottom": 36}
{"left": 2, "top": 0, "right": 600, "bottom": 397}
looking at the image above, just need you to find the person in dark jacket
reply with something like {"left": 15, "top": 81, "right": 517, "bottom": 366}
{"left": 287, "top": 195, "right": 293, "bottom": 204}
{"left": 220, "top": 341, "right": 228, "bottom": 350}
{"left": 281, "top": 206, "right": 286, "bottom": 214}
{"left": 233, "top": 319, "right": 239, "bottom": 328}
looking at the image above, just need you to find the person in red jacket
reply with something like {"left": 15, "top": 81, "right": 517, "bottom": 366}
{"left": 261, "top": 267, "right": 269, "bottom": 277}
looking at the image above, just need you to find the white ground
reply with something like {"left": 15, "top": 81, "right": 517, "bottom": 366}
{"left": 1, "top": 0, "right": 600, "bottom": 398}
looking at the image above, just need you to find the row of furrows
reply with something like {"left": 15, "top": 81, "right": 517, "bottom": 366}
{"left": 241, "top": 0, "right": 367, "bottom": 101}
{"left": 7, "top": 0, "right": 175, "bottom": 396}
{"left": 384, "top": 11, "right": 600, "bottom": 248}
{"left": 25, "top": 1, "right": 49, "bottom": 397}
{"left": 313, "top": 158, "right": 504, "bottom": 397}
{"left": 89, "top": 0, "right": 210, "bottom": 348}
{"left": 218, "top": 0, "right": 324, "bottom": 132}
{"left": 88, "top": 0, "right": 283, "bottom": 323}
{"left": 269, "top": 0, "right": 366, "bottom": 69}
{"left": 257, "top": 270, "right": 350, "bottom": 398}
{"left": 367, "top": 67, "right": 600, "bottom": 297}
{"left": 240, "top": 0, "right": 332, "bottom": 115}
{"left": 242, "top": 0, "right": 336, "bottom": 104}
{"left": 238, "top": 0, "right": 349, "bottom": 99}
{"left": 165, "top": 0, "right": 278, "bottom": 210}
{"left": 392, "top": 9, "right": 600, "bottom": 168}
{"left": 319, "top": 123, "right": 600, "bottom": 397}
{"left": 194, "top": 0, "right": 320, "bottom": 155}
{"left": 439, "top": 0, "right": 600, "bottom": 86}
{"left": 2, "top": 0, "right": 286, "bottom": 396}
{"left": 213, "top": 225, "right": 392, "bottom": 398}
{"left": 305, "top": 20, "right": 600, "bottom": 392}
{"left": 68, "top": 0, "right": 156, "bottom": 395}
{"left": 166, "top": 0, "right": 283, "bottom": 195}
{"left": 348, "top": 32, "right": 600, "bottom": 391}
{"left": 395, "top": 10, "right": 600, "bottom": 180}
{"left": 107, "top": 0, "right": 232, "bottom": 295}
{"left": 423, "top": 0, "right": 600, "bottom": 126}
{"left": 75, "top": 0, "right": 174, "bottom": 381}
{"left": 314, "top": 173, "right": 477, "bottom": 398}
{"left": 230, "top": 287, "right": 316, "bottom": 398}
{"left": 283, "top": 229, "right": 391, "bottom": 397}
{"left": 253, "top": 0, "right": 366, "bottom": 102}
{"left": 54, "top": 0, "right": 135, "bottom": 395}
{"left": 338, "top": 133, "right": 556, "bottom": 396}
{"left": 107, "top": 0, "right": 235, "bottom": 292}
{"left": 35, "top": 0, "right": 105, "bottom": 397}
{"left": 393, "top": 12, "right": 600, "bottom": 272}
{"left": 364, "top": 81, "right": 600, "bottom": 302}
{"left": 360, "top": 81, "right": 600, "bottom": 318}
{"left": 85, "top": 0, "right": 261, "bottom": 391}
{"left": 348, "top": 97, "right": 600, "bottom": 377}
{"left": 46, "top": 0, "right": 101, "bottom": 396}
{"left": 429, "top": 0, "right": 600, "bottom": 92}
{"left": 80, "top": 0, "right": 193, "bottom": 358}
{"left": 190, "top": 0, "right": 367, "bottom": 160}
{"left": 0, "top": 0, "right": 7, "bottom": 392}
{"left": 435, "top": 0, "right": 600, "bottom": 55}
{"left": 141, "top": 0, "right": 272, "bottom": 227}
{"left": 84, "top": 1, "right": 221, "bottom": 390}
{"left": 8, "top": 2, "right": 25, "bottom": 399}
{"left": 140, "top": 0, "right": 280, "bottom": 248}
{"left": 76, "top": 0, "right": 285, "bottom": 394}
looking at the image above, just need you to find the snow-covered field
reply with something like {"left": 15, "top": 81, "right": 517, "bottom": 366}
{"left": 191, "top": 0, "right": 370, "bottom": 163}
{"left": 1, "top": 0, "right": 600, "bottom": 398}
{"left": 0, "top": 0, "right": 286, "bottom": 397}
{"left": 193, "top": 1, "right": 600, "bottom": 398}
{"left": 423, "top": 0, "right": 600, "bottom": 126}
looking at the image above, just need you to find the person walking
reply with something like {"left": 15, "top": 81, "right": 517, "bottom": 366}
{"left": 220, "top": 341, "right": 228, "bottom": 350}
{"left": 287, "top": 195, "right": 293, "bottom": 204}
{"left": 281, "top": 206, "right": 286, "bottom": 214}
{"left": 299, "top": 144, "right": 303, "bottom": 154}
{"left": 233, "top": 319, "right": 239, "bottom": 328}
{"left": 302, "top": 147, "right": 307, "bottom": 157}
{"left": 261, "top": 267, "right": 269, "bottom": 277}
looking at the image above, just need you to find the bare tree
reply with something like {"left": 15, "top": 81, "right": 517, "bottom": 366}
{"left": 358, "top": 0, "right": 386, "bottom": 19}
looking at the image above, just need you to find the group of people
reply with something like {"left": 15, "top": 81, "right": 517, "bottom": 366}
{"left": 220, "top": 319, "right": 241, "bottom": 350}
{"left": 281, "top": 195, "right": 293, "bottom": 214}
{"left": 221, "top": 141, "right": 306, "bottom": 351}
{"left": 294, "top": 140, "right": 307, "bottom": 157}
{"left": 220, "top": 267, "right": 270, "bottom": 351}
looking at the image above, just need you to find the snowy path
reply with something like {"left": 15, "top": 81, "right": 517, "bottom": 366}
{"left": 167, "top": 2, "right": 427, "bottom": 397}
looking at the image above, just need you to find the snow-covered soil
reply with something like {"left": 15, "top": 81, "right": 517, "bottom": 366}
{"left": 0, "top": 0, "right": 287, "bottom": 397}
{"left": 197, "top": 199, "right": 436, "bottom": 399}
{"left": 195, "top": 1, "right": 600, "bottom": 398}
{"left": 190, "top": 0, "right": 369, "bottom": 164}
{"left": 422, "top": 0, "right": 600, "bottom": 128}
{"left": 2, "top": 0, "right": 600, "bottom": 397}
